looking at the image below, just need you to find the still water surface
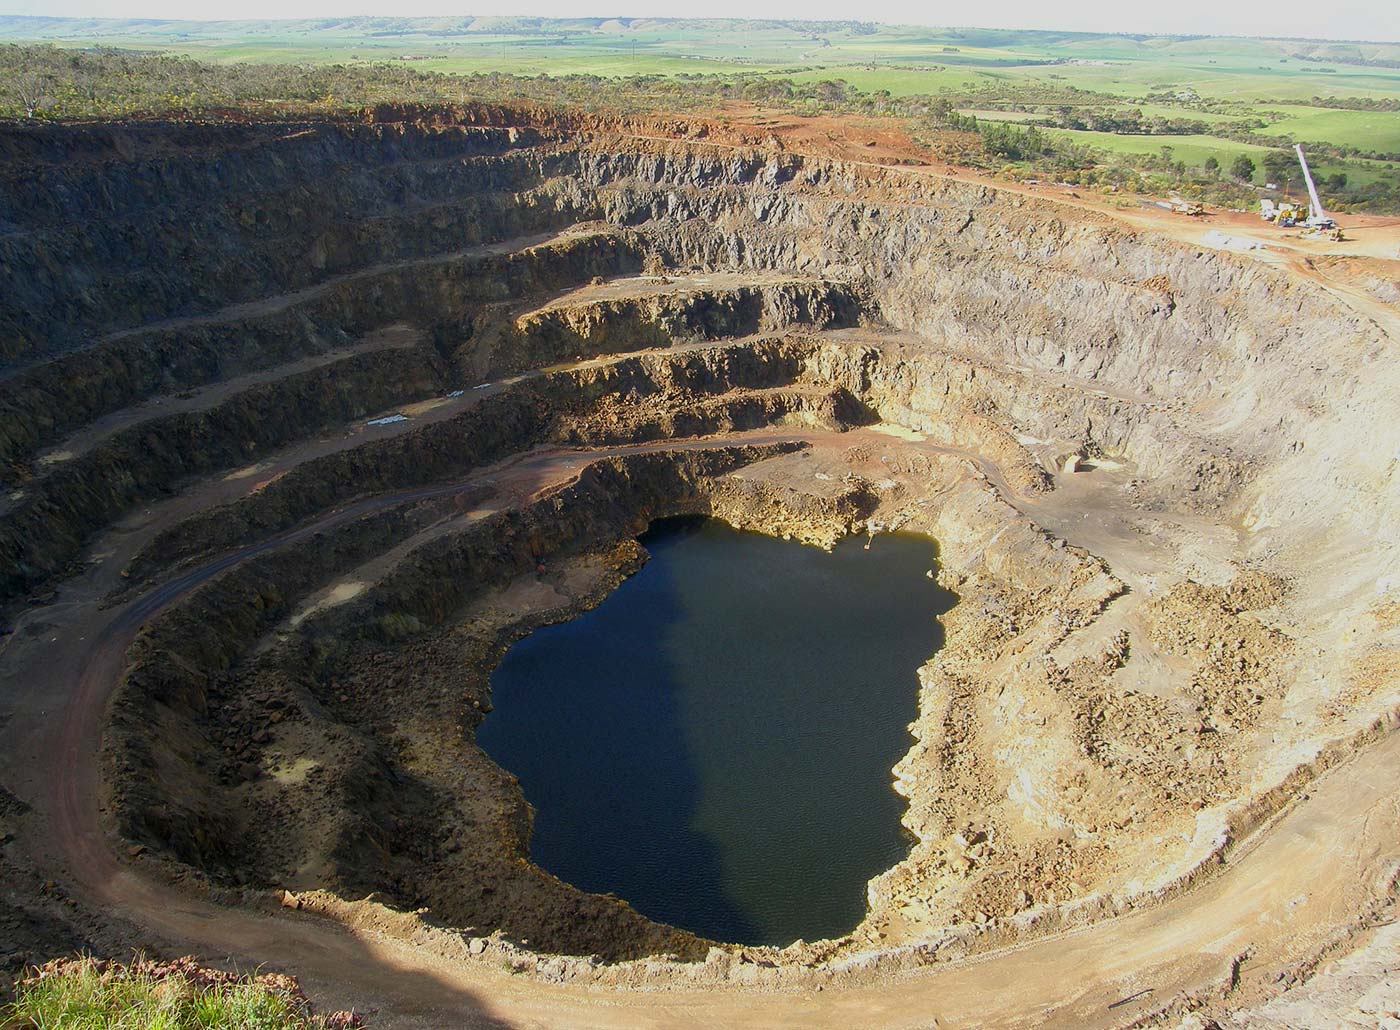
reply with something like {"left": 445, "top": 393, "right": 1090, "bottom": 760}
{"left": 479, "top": 518, "right": 956, "bottom": 945}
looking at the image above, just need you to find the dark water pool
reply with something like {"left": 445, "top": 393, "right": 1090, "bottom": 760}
{"left": 477, "top": 518, "right": 956, "bottom": 946}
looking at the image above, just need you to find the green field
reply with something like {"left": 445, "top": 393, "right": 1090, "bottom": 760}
{"left": 1039, "top": 130, "right": 1277, "bottom": 167}
{"left": 5, "top": 17, "right": 1393, "bottom": 138}
{"left": 2, "top": 15, "right": 1397, "bottom": 208}
{"left": 1255, "top": 106, "right": 1400, "bottom": 151}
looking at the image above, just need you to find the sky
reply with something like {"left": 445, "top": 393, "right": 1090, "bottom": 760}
{"left": 0, "top": 0, "right": 1395, "bottom": 44}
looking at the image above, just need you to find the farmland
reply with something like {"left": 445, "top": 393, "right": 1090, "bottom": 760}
{"left": 1, "top": 16, "right": 1397, "bottom": 208}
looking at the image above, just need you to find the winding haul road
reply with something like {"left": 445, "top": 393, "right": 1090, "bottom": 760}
{"left": 5, "top": 425, "right": 1400, "bottom": 1028}
{"left": 5, "top": 116, "right": 1400, "bottom": 1028}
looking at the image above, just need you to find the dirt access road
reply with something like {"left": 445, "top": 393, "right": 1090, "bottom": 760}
{"left": 5, "top": 412, "right": 1398, "bottom": 1027}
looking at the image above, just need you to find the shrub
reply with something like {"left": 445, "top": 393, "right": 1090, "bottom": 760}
{"left": 2, "top": 955, "right": 362, "bottom": 1030}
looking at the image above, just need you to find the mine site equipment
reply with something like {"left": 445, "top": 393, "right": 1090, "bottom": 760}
{"left": 1173, "top": 199, "right": 1205, "bottom": 217}
{"left": 1294, "top": 144, "right": 1335, "bottom": 230}
{"left": 1261, "top": 145, "right": 1339, "bottom": 237}
{"left": 1150, "top": 196, "right": 1205, "bottom": 217}
{"left": 1260, "top": 198, "right": 1307, "bottom": 227}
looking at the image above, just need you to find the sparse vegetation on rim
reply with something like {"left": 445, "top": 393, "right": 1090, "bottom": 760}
{"left": 2, "top": 17, "right": 1397, "bottom": 211}
{"left": 3, "top": 956, "right": 361, "bottom": 1029}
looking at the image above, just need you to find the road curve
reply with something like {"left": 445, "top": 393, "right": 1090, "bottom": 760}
{"left": 9, "top": 429, "right": 1400, "bottom": 1029}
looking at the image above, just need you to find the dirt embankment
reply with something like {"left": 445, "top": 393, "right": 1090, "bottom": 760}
{"left": 0, "top": 254, "right": 862, "bottom": 609}
{"left": 0, "top": 123, "right": 575, "bottom": 363}
{"left": 0, "top": 345, "right": 446, "bottom": 603}
{"left": 118, "top": 337, "right": 859, "bottom": 590}
{"left": 0, "top": 227, "right": 643, "bottom": 474}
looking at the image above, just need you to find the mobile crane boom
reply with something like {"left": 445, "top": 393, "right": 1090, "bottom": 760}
{"left": 1294, "top": 144, "right": 1333, "bottom": 228}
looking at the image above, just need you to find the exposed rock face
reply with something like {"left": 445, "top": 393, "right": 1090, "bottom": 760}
{"left": 0, "top": 122, "right": 573, "bottom": 360}
{"left": 2, "top": 108, "right": 1398, "bottom": 1008}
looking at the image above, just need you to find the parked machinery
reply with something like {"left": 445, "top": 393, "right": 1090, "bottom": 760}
{"left": 1260, "top": 145, "right": 1344, "bottom": 239}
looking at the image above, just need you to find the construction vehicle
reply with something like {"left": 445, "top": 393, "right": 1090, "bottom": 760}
{"left": 1299, "top": 223, "right": 1346, "bottom": 241}
{"left": 1260, "top": 145, "right": 1340, "bottom": 237}
{"left": 1148, "top": 196, "right": 1205, "bottom": 216}
{"left": 1259, "top": 198, "right": 1305, "bottom": 226}
{"left": 1294, "top": 144, "right": 1336, "bottom": 231}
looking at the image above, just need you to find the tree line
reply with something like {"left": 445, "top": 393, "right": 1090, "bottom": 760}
{"left": 2, "top": 43, "right": 1396, "bottom": 213}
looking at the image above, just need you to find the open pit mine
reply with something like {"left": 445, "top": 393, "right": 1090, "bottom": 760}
{"left": 1, "top": 106, "right": 1399, "bottom": 1029}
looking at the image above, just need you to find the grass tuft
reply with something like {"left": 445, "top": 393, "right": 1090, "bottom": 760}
{"left": 2, "top": 955, "right": 362, "bottom": 1030}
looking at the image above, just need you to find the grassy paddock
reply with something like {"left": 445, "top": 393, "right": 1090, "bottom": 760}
{"left": 1257, "top": 105, "right": 1400, "bottom": 152}
{"left": 1040, "top": 129, "right": 1276, "bottom": 166}
{"left": 1030, "top": 128, "right": 1393, "bottom": 185}
{"left": 2, "top": 955, "right": 361, "bottom": 1030}
{"left": 1, "top": 18, "right": 1395, "bottom": 210}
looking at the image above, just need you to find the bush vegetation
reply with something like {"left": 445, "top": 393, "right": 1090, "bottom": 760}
{"left": 1, "top": 43, "right": 1397, "bottom": 213}
{"left": 2, "top": 955, "right": 360, "bottom": 1030}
